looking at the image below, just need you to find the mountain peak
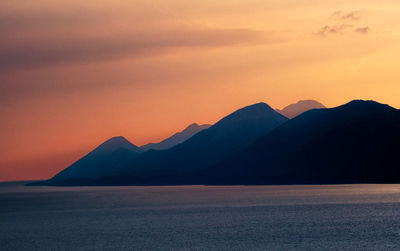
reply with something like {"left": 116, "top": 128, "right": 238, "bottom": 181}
{"left": 345, "top": 99, "right": 383, "bottom": 107}
{"left": 277, "top": 100, "right": 326, "bottom": 118}
{"left": 47, "top": 136, "right": 143, "bottom": 182}
{"left": 217, "top": 102, "right": 278, "bottom": 124}
{"left": 296, "top": 100, "right": 324, "bottom": 106}
{"left": 185, "top": 123, "right": 200, "bottom": 130}
{"left": 337, "top": 100, "right": 397, "bottom": 114}
{"left": 106, "top": 136, "right": 128, "bottom": 143}
{"left": 183, "top": 123, "right": 211, "bottom": 133}
{"left": 95, "top": 136, "right": 143, "bottom": 155}
{"left": 141, "top": 123, "right": 211, "bottom": 151}
{"left": 207, "top": 102, "right": 288, "bottom": 134}
{"left": 242, "top": 102, "right": 273, "bottom": 111}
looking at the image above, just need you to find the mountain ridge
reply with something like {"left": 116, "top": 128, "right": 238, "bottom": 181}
{"left": 205, "top": 100, "right": 400, "bottom": 184}
{"left": 48, "top": 136, "right": 142, "bottom": 182}
{"left": 42, "top": 101, "right": 288, "bottom": 185}
{"left": 141, "top": 123, "right": 211, "bottom": 151}
{"left": 276, "top": 99, "right": 326, "bottom": 118}
{"left": 28, "top": 99, "right": 400, "bottom": 186}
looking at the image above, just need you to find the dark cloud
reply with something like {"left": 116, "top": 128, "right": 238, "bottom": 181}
{"left": 0, "top": 2, "right": 282, "bottom": 72}
{"left": 316, "top": 24, "right": 353, "bottom": 36}
{"left": 0, "top": 28, "right": 276, "bottom": 72}
{"left": 0, "top": 9, "right": 105, "bottom": 33}
{"left": 342, "top": 11, "right": 361, "bottom": 21}
{"left": 317, "top": 10, "right": 369, "bottom": 37}
{"left": 0, "top": 5, "right": 167, "bottom": 36}
{"left": 354, "top": 27, "right": 370, "bottom": 34}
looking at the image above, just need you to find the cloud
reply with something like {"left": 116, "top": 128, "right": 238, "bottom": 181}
{"left": 0, "top": 28, "right": 276, "bottom": 72}
{"left": 354, "top": 27, "right": 370, "bottom": 34}
{"left": 0, "top": 9, "right": 105, "bottom": 34}
{"left": 0, "top": 2, "right": 283, "bottom": 72}
{"left": 317, "top": 10, "right": 369, "bottom": 37}
{"left": 331, "top": 10, "right": 361, "bottom": 21}
{"left": 316, "top": 24, "right": 353, "bottom": 36}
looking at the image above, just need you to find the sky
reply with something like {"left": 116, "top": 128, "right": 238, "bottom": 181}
{"left": 1, "top": 0, "right": 400, "bottom": 181}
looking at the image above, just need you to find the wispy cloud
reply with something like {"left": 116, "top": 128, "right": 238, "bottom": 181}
{"left": 317, "top": 10, "right": 370, "bottom": 37}
{"left": 332, "top": 10, "right": 361, "bottom": 21}
{"left": 0, "top": 28, "right": 273, "bottom": 72}
{"left": 354, "top": 27, "right": 371, "bottom": 34}
{"left": 0, "top": 2, "right": 284, "bottom": 72}
{"left": 316, "top": 24, "right": 353, "bottom": 36}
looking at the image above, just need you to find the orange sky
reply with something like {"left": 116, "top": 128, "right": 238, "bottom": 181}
{"left": 1, "top": 0, "right": 400, "bottom": 181}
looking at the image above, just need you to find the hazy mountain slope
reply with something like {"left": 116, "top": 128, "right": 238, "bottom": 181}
{"left": 47, "top": 102, "right": 288, "bottom": 185}
{"left": 141, "top": 123, "right": 211, "bottom": 151}
{"left": 47, "top": 136, "right": 143, "bottom": 182}
{"left": 276, "top": 100, "right": 326, "bottom": 118}
{"left": 104, "top": 102, "right": 288, "bottom": 184}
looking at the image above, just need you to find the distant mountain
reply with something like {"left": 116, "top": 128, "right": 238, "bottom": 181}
{"left": 43, "top": 136, "right": 143, "bottom": 184}
{"left": 45, "top": 102, "right": 288, "bottom": 185}
{"left": 276, "top": 100, "right": 326, "bottom": 118}
{"left": 141, "top": 123, "right": 211, "bottom": 151}
{"left": 33, "top": 99, "right": 400, "bottom": 186}
{"left": 207, "top": 100, "right": 400, "bottom": 184}
{"left": 162, "top": 102, "right": 288, "bottom": 170}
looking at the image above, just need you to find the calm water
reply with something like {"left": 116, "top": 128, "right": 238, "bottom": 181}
{"left": 1, "top": 183, "right": 400, "bottom": 250}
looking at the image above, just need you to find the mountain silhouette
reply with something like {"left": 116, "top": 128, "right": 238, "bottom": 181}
{"left": 44, "top": 102, "right": 288, "bottom": 185}
{"left": 141, "top": 123, "right": 211, "bottom": 151}
{"left": 44, "top": 136, "right": 143, "bottom": 184}
{"left": 276, "top": 100, "right": 326, "bottom": 118}
{"left": 30, "top": 99, "right": 400, "bottom": 186}
{"left": 206, "top": 100, "right": 400, "bottom": 184}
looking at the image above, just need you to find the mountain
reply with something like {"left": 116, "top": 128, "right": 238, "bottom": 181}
{"left": 276, "top": 100, "right": 326, "bottom": 118}
{"left": 103, "top": 102, "right": 288, "bottom": 185}
{"left": 207, "top": 100, "right": 400, "bottom": 184}
{"left": 141, "top": 123, "right": 211, "bottom": 151}
{"left": 46, "top": 102, "right": 288, "bottom": 185}
{"left": 41, "top": 136, "right": 143, "bottom": 184}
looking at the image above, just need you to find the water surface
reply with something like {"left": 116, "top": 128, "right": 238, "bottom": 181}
{"left": 1, "top": 182, "right": 400, "bottom": 250}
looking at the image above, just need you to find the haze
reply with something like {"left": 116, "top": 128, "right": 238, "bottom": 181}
{"left": 1, "top": 0, "right": 400, "bottom": 181}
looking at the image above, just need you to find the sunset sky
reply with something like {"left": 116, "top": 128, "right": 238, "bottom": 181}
{"left": 1, "top": 0, "right": 400, "bottom": 181}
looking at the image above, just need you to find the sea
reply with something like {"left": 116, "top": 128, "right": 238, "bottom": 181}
{"left": 1, "top": 182, "right": 400, "bottom": 250}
